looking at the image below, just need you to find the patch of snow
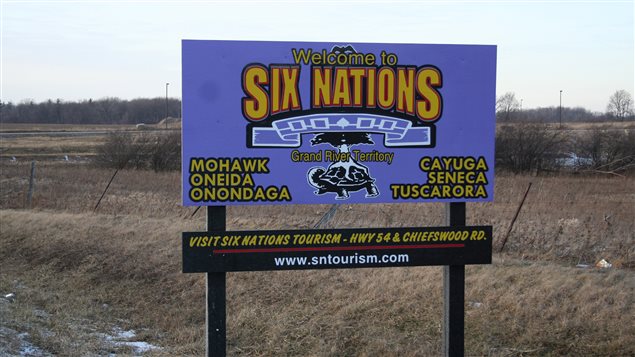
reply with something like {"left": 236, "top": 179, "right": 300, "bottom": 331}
{"left": 17, "top": 332, "right": 49, "bottom": 357}
{"left": 110, "top": 329, "right": 136, "bottom": 340}
{"left": 558, "top": 218, "right": 580, "bottom": 227}
{"left": 116, "top": 341, "right": 158, "bottom": 353}
{"left": 468, "top": 301, "right": 483, "bottom": 308}
{"left": 99, "top": 327, "right": 161, "bottom": 355}
{"left": 556, "top": 152, "right": 593, "bottom": 168}
{"left": 20, "top": 343, "right": 44, "bottom": 356}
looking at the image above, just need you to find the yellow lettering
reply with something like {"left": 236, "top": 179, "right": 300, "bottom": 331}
{"left": 416, "top": 67, "right": 442, "bottom": 121}
{"left": 242, "top": 65, "right": 269, "bottom": 121}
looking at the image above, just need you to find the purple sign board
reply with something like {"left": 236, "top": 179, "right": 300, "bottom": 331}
{"left": 182, "top": 40, "right": 496, "bottom": 206}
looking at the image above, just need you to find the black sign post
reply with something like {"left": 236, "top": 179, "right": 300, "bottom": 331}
{"left": 206, "top": 206, "right": 226, "bottom": 357}
{"left": 444, "top": 202, "right": 466, "bottom": 357}
{"left": 193, "top": 203, "right": 486, "bottom": 356}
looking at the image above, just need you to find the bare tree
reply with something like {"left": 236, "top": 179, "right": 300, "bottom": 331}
{"left": 496, "top": 92, "right": 521, "bottom": 121}
{"left": 607, "top": 90, "right": 634, "bottom": 121}
{"left": 574, "top": 127, "right": 635, "bottom": 173}
{"left": 94, "top": 131, "right": 181, "bottom": 171}
{"left": 495, "top": 123, "right": 565, "bottom": 173}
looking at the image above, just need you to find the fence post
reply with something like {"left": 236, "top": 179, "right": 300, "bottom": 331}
{"left": 499, "top": 182, "right": 532, "bottom": 252}
{"left": 93, "top": 169, "right": 120, "bottom": 212}
{"left": 27, "top": 161, "right": 35, "bottom": 208}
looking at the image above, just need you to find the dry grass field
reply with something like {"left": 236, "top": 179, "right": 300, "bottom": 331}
{"left": 0, "top": 135, "right": 107, "bottom": 161}
{"left": 0, "top": 120, "right": 180, "bottom": 162}
{"left": 0, "top": 123, "right": 633, "bottom": 356}
{"left": 0, "top": 123, "right": 138, "bottom": 133}
{"left": 557, "top": 121, "right": 635, "bottom": 131}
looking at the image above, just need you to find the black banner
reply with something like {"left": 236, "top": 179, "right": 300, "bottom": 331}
{"left": 182, "top": 226, "right": 492, "bottom": 272}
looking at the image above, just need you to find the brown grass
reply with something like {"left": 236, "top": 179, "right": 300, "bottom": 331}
{"left": 0, "top": 123, "right": 180, "bottom": 161}
{"left": 0, "top": 135, "right": 106, "bottom": 160}
{"left": 0, "top": 123, "right": 138, "bottom": 132}
{"left": 0, "top": 160, "right": 634, "bottom": 355}
{"left": 559, "top": 121, "right": 635, "bottom": 131}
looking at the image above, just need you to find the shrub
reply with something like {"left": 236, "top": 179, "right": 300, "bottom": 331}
{"left": 573, "top": 127, "right": 635, "bottom": 173}
{"left": 95, "top": 131, "right": 144, "bottom": 169}
{"left": 149, "top": 131, "right": 181, "bottom": 171}
{"left": 95, "top": 131, "right": 180, "bottom": 171}
{"left": 495, "top": 123, "right": 565, "bottom": 173}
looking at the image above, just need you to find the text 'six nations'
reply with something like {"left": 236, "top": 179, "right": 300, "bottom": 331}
{"left": 241, "top": 48, "right": 443, "bottom": 122}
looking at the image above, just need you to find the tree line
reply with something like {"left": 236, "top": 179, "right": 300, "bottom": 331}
{"left": 496, "top": 90, "right": 635, "bottom": 122}
{"left": 2, "top": 90, "right": 633, "bottom": 124}
{"left": 0, "top": 97, "right": 181, "bottom": 125}
{"left": 495, "top": 123, "right": 634, "bottom": 175}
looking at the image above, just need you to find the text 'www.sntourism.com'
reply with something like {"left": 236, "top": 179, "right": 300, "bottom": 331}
{"left": 274, "top": 253, "right": 410, "bottom": 267}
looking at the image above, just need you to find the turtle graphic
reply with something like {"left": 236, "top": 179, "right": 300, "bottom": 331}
{"left": 307, "top": 132, "right": 379, "bottom": 200}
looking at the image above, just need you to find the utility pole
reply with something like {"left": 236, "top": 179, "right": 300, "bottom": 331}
{"left": 559, "top": 90, "right": 563, "bottom": 128}
{"left": 165, "top": 82, "right": 170, "bottom": 130}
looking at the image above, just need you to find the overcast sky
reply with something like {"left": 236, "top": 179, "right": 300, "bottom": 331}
{"left": 1, "top": 0, "right": 633, "bottom": 112}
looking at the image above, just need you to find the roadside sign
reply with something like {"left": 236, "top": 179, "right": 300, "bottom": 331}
{"left": 181, "top": 40, "right": 497, "bottom": 356}
{"left": 183, "top": 226, "right": 492, "bottom": 272}
{"left": 182, "top": 40, "right": 496, "bottom": 206}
